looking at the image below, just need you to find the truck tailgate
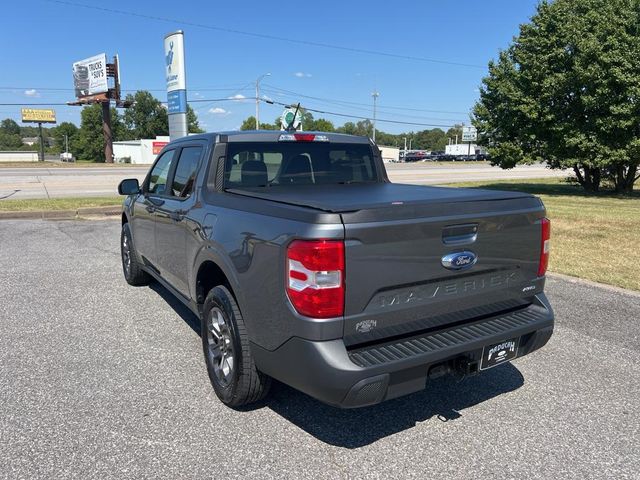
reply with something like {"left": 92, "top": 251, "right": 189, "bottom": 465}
{"left": 340, "top": 185, "right": 546, "bottom": 346}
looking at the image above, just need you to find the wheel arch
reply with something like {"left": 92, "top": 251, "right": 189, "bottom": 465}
{"left": 194, "top": 255, "right": 242, "bottom": 313}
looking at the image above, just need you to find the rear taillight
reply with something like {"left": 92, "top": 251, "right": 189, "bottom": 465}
{"left": 286, "top": 240, "right": 344, "bottom": 318}
{"left": 538, "top": 218, "right": 551, "bottom": 277}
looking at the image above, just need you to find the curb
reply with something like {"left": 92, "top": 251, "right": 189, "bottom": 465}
{"left": 0, "top": 205, "right": 121, "bottom": 220}
{"left": 547, "top": 272, "right": 640, "bottom": 298}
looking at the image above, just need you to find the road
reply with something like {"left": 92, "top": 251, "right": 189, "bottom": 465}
{"left": 0, "top": 162, "right": 566, "bottom": 200}
{"left": 0, "top": 219, "right": 637, "bottom": 479}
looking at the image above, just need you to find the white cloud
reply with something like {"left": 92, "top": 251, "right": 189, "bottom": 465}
{"left": 294, "top": 72, "right": 312, "bottom": 78}
{"left": 193, "top": 92, "right": 203, "bottom": 98}
{"left": 208, "top": 107, "right": 229, "bottom": 115}
{"left": 228, "top": 94, "right": 247, "bottom": 102}
{"left": 24, "top": 89, "right": 40, "bottom": 97}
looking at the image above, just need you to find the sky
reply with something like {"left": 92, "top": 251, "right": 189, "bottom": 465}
{"left": 1, "top": 0, "right": 541, "bottom": 134}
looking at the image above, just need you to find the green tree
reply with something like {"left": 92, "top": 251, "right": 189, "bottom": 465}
{"left": 187, "top": 104, "right": 205, "bottom": 133}
{"left": 0, "top": 132, "right": 24, "bottom": 150}
{"left": 51, "top": 122, "right": 79, "bottom": 154}
{"left": 473, "top": 0, "right": 640, "bottom": 193}
{"left": 240, "top": 116, "right": 278, "bottom": 130}
{"left": 445, "top": 125, "right": 463, "bottom": 145}
{"left": 413, "top": 128, "right": 448, "bottom": 151}
{"left": 75, "top": 104, "right": 125, "bottom": 162}
{"left": 1, "top": 118, "right": 21, "bottom": 135}
{"left": 123, "top": 91, "right": 168, "bottom": 139}
{"left": 306, "top": 118, "right": 335, "bottom": 132}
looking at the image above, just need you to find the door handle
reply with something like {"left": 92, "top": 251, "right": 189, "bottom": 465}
{"left": 442, "top": 223, "right": 478, "bottom": 245}
{"left": 145, "top": 205, "right": 156, "bottom": 214}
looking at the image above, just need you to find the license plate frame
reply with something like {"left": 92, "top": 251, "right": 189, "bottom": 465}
{"left": 480, "top": 337, "right": 519, "bottom": 370}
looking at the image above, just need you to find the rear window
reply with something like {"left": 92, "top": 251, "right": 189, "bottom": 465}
{"left": 224, "top": 142, "right": 377, "bottom": 188}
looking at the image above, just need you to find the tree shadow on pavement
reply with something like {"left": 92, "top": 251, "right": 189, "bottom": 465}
{"left": 149, "top": 280, "right": 525, "bottom": 448}
{"left": 262, "top": 365, "right": 524, "bottom": 448}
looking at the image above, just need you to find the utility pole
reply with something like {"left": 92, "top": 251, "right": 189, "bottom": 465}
{"left": 404, "top": 137, "right": 407, "bottom": 152}
{"left": 37, "top": 122, "right": 45, "bottom": 162}
{"left": 255, "top": 72, "right": 271, "bottom": 129}
{"left": 64, "top": 134, "right": 69, "bottom": 153}
{"left": 102, "top": 101, "right": 113, "bottom": 163}
{"left": 409, "top": 138, "right": 412, "bottom": 150}
{"left": 372, "top": 90, "right": 379, "bottom": 142}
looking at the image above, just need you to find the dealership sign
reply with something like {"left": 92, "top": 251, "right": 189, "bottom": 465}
{"left": 165, "top": 33, "right": 186, "bottom": 93}
{"left": 21, "top": 108, "right": 56, "bottom": 124}
{"left": 72, "top": 53, "right": 109, "bottom": 98}
{"left": 164, "top": 31, "right": 188, "bottom": 140}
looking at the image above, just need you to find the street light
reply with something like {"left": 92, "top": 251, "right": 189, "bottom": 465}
{"left": 255, "top": 72, "right": 271, "bottom": 129}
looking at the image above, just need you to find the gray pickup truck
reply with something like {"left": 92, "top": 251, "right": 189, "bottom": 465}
{"left": 118, "top": 131, "right": 554, "bottom": 408}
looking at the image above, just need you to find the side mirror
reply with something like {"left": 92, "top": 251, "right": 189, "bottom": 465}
{"left": 118, "top": 178, "right": 140, "bottom": 195}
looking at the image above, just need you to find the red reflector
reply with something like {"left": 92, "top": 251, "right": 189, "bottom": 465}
{"left": 289, "top": 270, "right": 308, "bottom": 282}
{"left": 286, "top": 240, "right": 344, "bottom": 318}
{"left": 294, "top": 133, "right": 316, "bottom": 142}
{"left": 537, "top": 218, "right": 551, "bottom": 277}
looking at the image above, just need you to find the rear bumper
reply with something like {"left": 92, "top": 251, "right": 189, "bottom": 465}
{"left": 252, "top": 294, "right": 554, "bottom": 408}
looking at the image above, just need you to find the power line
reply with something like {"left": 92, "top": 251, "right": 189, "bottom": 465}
{"left": 261, "top": 87, "right": 466, "bottom": 123}
{"left": 262, "top": 99, "right": 457, "bottom": 128}
{"left": 262, "top": 84, "right": 471, "bottom": 115}
{"left": 43, "top": 0, "right": 486, "bottom": 69}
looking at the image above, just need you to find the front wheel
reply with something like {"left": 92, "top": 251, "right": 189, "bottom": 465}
{"left": 201, "top": 286, "right": 271, "bottom": 407}
{"left": 121, "top": 222, "right": 151, "bottom": 286}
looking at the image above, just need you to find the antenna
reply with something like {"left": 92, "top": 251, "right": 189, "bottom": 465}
{"left": 286, "top": 102, "right": 301, "bottom": 132}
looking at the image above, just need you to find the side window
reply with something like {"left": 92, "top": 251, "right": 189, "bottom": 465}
{"left": 148, "top": 150, "right": 175, "bottom": 195}
{"left": 171, "top": 146, "right": 203, "bottom": 198}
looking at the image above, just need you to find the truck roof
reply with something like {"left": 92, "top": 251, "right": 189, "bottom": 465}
{"left": 169, "top": 130, "right": 373, "bottom": 145}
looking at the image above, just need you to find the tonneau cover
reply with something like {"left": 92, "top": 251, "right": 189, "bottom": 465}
{"left": 226, "top": 183, "right": 535, "bottom": 214}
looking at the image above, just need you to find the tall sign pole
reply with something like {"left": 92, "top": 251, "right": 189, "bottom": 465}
{"left": 164, "top": 31, "right": 188, "bottom": 140}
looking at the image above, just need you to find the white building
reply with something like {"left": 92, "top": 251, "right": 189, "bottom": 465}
{"left": 113, "top": 136, "right": 170, "bottom": 164}
{"left": 378, "top": 145, "right": 400, "bottom": 163}
{"left": 445, "top": 143, "right": 486, "bottom": 156}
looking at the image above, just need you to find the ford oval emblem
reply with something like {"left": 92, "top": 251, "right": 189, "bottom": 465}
{"left": 441, "top": 251, "right": 478, "bottom": 271}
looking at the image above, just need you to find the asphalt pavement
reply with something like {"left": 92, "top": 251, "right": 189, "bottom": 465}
{"left": 0, "top": 162, "right": 566, "bottom": 200}
{"left": 0, "top": 219, "right": 638, "bottom": 479}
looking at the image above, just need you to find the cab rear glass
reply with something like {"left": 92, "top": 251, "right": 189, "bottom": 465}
{"left": 224, "top": 142, "right": 377, "bottom": 188}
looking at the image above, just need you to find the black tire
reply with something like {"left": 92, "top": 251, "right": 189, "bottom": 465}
{"left": 201, "top": 286, "right": 271, "bottom": 407}
{"left": 121, "top": 222, "right": 151, "bottom": 286}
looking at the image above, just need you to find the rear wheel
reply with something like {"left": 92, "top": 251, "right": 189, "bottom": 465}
{"left": 201, "top": 286, "right": 271, "bottom": 407}
{"left": 121, "top": 222, "right": 151, "bottom": 286}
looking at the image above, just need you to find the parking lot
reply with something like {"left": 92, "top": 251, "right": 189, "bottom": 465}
{"left": 1, "top": 219, "right": 639, "bottom": 479}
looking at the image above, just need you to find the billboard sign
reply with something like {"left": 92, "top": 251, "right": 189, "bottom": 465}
{"left": 462, "top": 126, "right": 478, "bottom": 142}
{"left": 21, "top": 108, "right": 56, "bottom": 123}
{"left": 72, "top": 53, "right": 109, "bottom": 98}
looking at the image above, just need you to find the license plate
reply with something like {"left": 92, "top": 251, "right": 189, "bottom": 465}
{"left": 480, "top": 337, "right": 519, "bottom": 370}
